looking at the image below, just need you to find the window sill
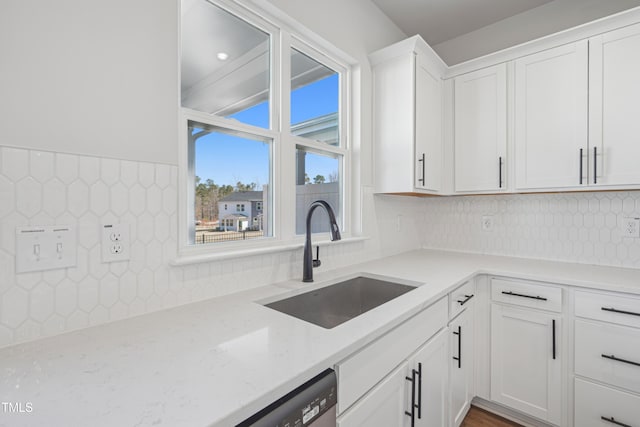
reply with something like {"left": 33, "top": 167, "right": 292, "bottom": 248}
{"left": 170, "top": 236, "right": 369, "bottom": 266}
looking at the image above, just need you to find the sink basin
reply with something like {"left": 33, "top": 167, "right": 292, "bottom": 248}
{"left": 263, "top": 275, "right": 417, "bottom": 329}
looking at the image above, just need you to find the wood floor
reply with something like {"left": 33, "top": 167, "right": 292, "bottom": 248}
{"left": 461, "top": 406, "right": 523, "bottom": 427}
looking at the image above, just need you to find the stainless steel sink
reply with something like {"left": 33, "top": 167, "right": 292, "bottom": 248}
{"left": 264, "top": 276, "right": 416, "bottom": 329}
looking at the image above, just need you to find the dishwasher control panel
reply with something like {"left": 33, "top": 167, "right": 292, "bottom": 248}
{"left": 237, "top": 369, "right": 337, "bottom": 427}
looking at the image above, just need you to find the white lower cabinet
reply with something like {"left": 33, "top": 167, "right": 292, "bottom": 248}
{"left": 574, "top": 289, "right": 640, "bottom": 427}
{"left": 449, "top": 307, "right": 474, "bottom": 427}
{"left": 334, "top": 275, "right": 640, "bottom": 427}
{"left": 574, "top": 378, "right": 640, "bottom": 427}
{"left": 337, "top": 362, "right": 409, "bottom": 427}
{"left": 490, "top": 304, "right": 562, "bottom": 425}
{"left": 336, "top": 298, "right": 448, "bottom": 427}
{"left": 337, "top": 329, "right": 448, "bottom": 427}
{"left": 410, "top": 329, "right": 448, "bottom": 427}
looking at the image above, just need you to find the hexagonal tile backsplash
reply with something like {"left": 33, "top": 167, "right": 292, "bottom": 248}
{"left": 0, "top": 145, "right": 373, "bottom": 348}
{"left": 421, "top": 191, "right": 640, "bottom": 268}
{"left": 4, "top": 142, "right": 640, "bottom": 349}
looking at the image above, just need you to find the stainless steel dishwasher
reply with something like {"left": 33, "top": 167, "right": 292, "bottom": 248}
{"left": 236, "top": 369, "right": 337, "bottom": 427}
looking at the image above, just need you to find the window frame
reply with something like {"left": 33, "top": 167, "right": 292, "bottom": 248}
{"left": 177, "top": 0, "right": 354, "bottom": 261}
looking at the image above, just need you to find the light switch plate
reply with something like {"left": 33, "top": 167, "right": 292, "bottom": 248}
{"left": 101, "top": 223, "right": 130, "bottom": 262}
{"left": 16, "top": 225, "right": 77, "bottom": 273}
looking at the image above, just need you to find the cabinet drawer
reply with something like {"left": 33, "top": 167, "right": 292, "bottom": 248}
{"left": 491, "top": 277, "right": 562, "bottom": 312}
{"left": 575, "top": 377, "right": 640, "bottom": 427}
{"left": 575, "top": 319, "right": 640, "bottom": 393}
{"left": 575, "top": 289, "right": 640, "bottom": 329}
{"left": 336, "top": 361, "right": 408, "bottom": 427}
{"left": 336, "top": 297, "right": 447, "bottom": 414}
{"left": 449, "top": 280, "right": 475, "bottom": 319}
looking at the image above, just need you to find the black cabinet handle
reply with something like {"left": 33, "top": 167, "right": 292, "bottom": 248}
{"left": 501, "top": 291, "right": 548, "bottom": 301}
{"left": 453, "top": 326, "right": 462, "bottom": 368}
{"left": 499, "top": 156, "right": 503, "bottom": 188}
{"left": 579, "top": 148, "right": 584, "bottom": 185}
{"left": 418, "top": 153, "right": 425, "bottom": 185}
{"left": 601, "top": 416, "right": 633, "bottom": 427}
{"left": 602, "top": 354, "right": 640, "bottom": 367}
{"left": 602, "top": 307, "right": 640, "bottom": 317}
{"left": 405, "top": 369, "right": 416, "bottom": 427}
{"left": 416, "top": 363, "right": 422, "bottom": 420}
{"left": 552, "top": 319, "right": 556, "bottom": 360}
{"left": 457, "top": 294, "right": 474, "bottom": 306}
{"left": 594, "top": 146, "right": 598, "bottom": 184}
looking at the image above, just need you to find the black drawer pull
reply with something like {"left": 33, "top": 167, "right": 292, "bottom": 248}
{"left": 405, "top": 369, "right": 416, "bottom": 427}
{"left": 501, "top": 291, "right": 548, "bottom": 301}
{"left": 602, "top": 307, "right": 640, "bottom": 317}
{"left": 602, "top": 354, "right": 640, "bottom": 367}
{"left": 416, "top": 363, "right": 422, "bottom": 420}
{"left": 579, "top": 148, "right": 584, "bottom": 184}
{"left": 601, "top": 416, "right": 633, "bottom": 427}
{"left": 457, "top": 294, "right": 474, "bottom": 306}
{"left": 453, "top": 326, "right": 462, "bottom": 368}
{"left": 552, "top": 319, "right": 556, "bottom": 360}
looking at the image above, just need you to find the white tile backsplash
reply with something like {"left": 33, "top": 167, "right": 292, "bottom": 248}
{"left": 421, "top": 192, "right": 640, "bottom": 268}
{"left": 13, "top": 140, "right": 636, "bottom": 349}
{"left": 0, "top": 145, "right": 402, "bottom": 348}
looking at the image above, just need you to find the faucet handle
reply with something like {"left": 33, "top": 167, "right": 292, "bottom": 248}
{"left": 313, "top": 245, "right": 321, "bottom": 268}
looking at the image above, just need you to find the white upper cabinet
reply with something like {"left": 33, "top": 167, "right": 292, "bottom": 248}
{"left": 454, "top": 64, "right": 507, "bottom": 193}
{"left": 514, "top": 41, "right": 589, "bottom": 190}
{"left": 589, "top": 22, "right": 640, "bottom": 187}
{"left": 415, "top": 53, "right": 443, "bottom": 192}
{"left": 370, "top": 36, "right": 445, "bottom": 194}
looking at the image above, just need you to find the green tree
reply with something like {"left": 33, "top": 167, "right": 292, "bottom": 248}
{"left": 313, "top": 175, "right": 326, "bottom": 184}
{"left": 235, "top": 181, "right": 257, "bottom": 191}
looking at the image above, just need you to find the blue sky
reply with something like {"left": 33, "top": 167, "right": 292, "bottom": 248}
{"left": 195, "top": 74, "right": 339, "bottom": 188}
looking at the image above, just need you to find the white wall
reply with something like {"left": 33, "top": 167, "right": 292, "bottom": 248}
{"left": 0, "top": 0, "right": 179, "bottom": 164}
{"left": 0, "top": 0, "right": 420, "bottom": 348}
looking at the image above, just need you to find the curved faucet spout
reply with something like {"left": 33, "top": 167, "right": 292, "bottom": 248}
{"left": 303, "top": 200, "right": 341, "bottom": 282}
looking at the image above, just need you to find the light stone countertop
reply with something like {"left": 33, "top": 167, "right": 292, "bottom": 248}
{"left": 2, "top": 249, "right": 640, "bottom": 427}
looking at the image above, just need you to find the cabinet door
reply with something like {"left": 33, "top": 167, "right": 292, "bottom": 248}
{"left": 514, "top": 41, "right": 588, "bottom": 190}
{"left": 408, "top": 328, "right": 448, "bottom": 427}
{"left": 373, "top": 54, "right": 415, "bottom": 194}
{"left": 337, "top": 362, "right": 409, "bottom": 427}
{"left": 491, "top": 305, "right": 561, "bottom": 425}
{"left": 589, "top": 22, "right": 640, "bottom": 186}
{"left": 450, "top": 308, "right": 474, "bottom": 427}
{"left": 454, "top": 64, "right": 507, "bottom": 192}
{"left": 415, "top": 53, "right": 442, "bottom": 192}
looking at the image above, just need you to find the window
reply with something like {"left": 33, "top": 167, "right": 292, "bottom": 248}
{"left": 180, "top": 0, "right": 350, "bottom": 252}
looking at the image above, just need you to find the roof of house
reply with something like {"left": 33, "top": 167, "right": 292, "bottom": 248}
{"left": 219, "top": 191, "right": 263, "bottom": 202}
{"left": 222, "top": 213, "right": 248, "bottom": 219}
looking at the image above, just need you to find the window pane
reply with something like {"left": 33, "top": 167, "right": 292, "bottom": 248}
{"left": 189, "top": 121, "right": 271, "bottom": 244}
{"left": 291, "top": 48, "right": 339, "bottom": 145}
{"left": 295, "top": 148, "right": 341, "bottom": 234}
{"left": 181, "top": 0, "right": 270, "bottom": 129}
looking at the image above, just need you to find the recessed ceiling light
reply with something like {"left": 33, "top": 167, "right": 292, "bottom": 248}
{"left": 217, "top": 52, "right": 229, "bottom": 61}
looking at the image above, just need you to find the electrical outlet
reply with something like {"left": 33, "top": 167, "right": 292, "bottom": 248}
{"left": 482, "top": 215, "right": 494, "bottom": 232}
{"left": 623, "top": 217, "right": 640, "bottom": 238}
{"left": 102, "top": 223, "right": 130, "bottom": 262}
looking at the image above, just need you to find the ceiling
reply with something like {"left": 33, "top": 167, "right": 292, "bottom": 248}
{"left": 372, "top": 0, "right": 640, "bottom": 65}
{"left": 181, "top": 0, "right": 333, "bottom": 116}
